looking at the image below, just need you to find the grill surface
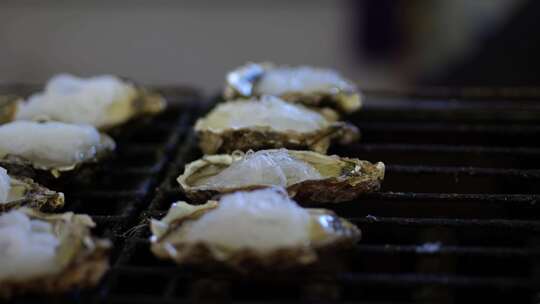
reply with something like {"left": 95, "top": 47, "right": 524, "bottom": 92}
{"left": 5, "top": 87, "right": 540, "bottom": 303}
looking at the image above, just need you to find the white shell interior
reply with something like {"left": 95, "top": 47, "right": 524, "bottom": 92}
{"left": 0, "top": 210, "right": 61, "bottom": 281}
{"left": 183, "top": 188, "right": 311, "bottom": 251}
{"left": 0, "top": 121, "right": 103, "bottom": 168}
{"left": 255, "top": 66, "right": 353, "bottom": 95}
{"left": 195, "top": 96, "right": 327, "bottom": 133}
{"left": 0, "top": 167, "right": 10, "bottom": 203}
{"left": 16, "top": 74, "right": 136, "bottom": 128}
{"left": 197, "top": 149, "right": 322, "bottom": 189}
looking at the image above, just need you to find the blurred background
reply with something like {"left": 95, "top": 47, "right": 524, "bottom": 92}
{"left": 0, "top": 0, "right": 537, "bottom": 92}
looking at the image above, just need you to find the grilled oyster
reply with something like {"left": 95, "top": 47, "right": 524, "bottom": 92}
{"left": 0, "top": 208, "right": 110, "bottom": 298}
{"left": 224, "top": 62, "right": 361, "bottom": 114}
{"left": 0, "top": 121, "right": 115, "bottom": 179}
{"left": 15, "top": 74, "right": 166, "bottom": 130}
{"left": 195, "top": 96, "right": 359, "bottom": 154}
{"left": 178, "top": 149, "right": 385, "bottom": 204}
{"left": 0, "top": 166, "right": 64, "bottom": 213}
{"left": 0, "top": 95, "right": 21, "bottom": 124}
{"left": 150, "top": 187, "right": 360, "bottom": 272}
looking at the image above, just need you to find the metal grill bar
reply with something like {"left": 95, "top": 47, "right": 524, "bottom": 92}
{"left": 352, "top": 216, "right": 540, "bottom": 230}
{"left": 354, "top": 244, "right": 540, "bottom": 257}
{"left": 337, "top": 273, "right": 537, "bottom": 289}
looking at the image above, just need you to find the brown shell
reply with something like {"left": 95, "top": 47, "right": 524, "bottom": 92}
{"left": 0, "top": 175, "right": 64, "bottom": 213}
{"left": 223, "top": 62, "right": 362, "bottom": 114}
{"left": 177, "top": 149, "right": 385, "bottom": 204}
{"left": 0, "top": 209, "right": 110, "bottom": 299}
{"left": 150, "top": 197, "right": 360, "bottom": 273}
{"left": 196, "top": 122, "right": 359, "bottom": 155}
{"left": 0, "top": 95, "right": 20, "bottom": 124}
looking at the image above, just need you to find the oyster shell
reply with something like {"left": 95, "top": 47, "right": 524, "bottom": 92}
{"left": 0, "top": 121, "right": 115, "bottom": 178}
{"left": 0, "top": 167, "right": 64, "bottom": 213}
{"left": 14, "top": 74, "right": 166, "bottom": 130}
{"left": 0, "top": 95, "right": 21, "bottom": 124}
{"left": 0, "top": 208, "right": 110, "bottom": 298}
{"left": 195, "top": 96, "right": 359, "bottom": 154}
{"left": 224, "top": 62, "right": 361, "bottom": 114}
{"left": 150, "top": 188, "right": 360, "bottom": 272}
{"left": 178, "top": 149, "right": 385, "bottom": 204}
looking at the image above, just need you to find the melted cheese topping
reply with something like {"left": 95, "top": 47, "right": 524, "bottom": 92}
{"left": 0, "top": 121, "right": 102, "bottom": 168}
{"left": 184, "top": 188, "right": 311, "bottom": 251}
{"left": 255, "top": 66, "right": 353, "bottom": 95}
{"left": 0, "top": 210, "right": 61, "bottom": 281}
{"left": 197, "top": 149, "right": 322, "bottom": 189}
{"left": 196, "top": 96, "right": 327, "bottom": 133}
{"left": 16, "top": 74, "right": 136, "bottom": 128}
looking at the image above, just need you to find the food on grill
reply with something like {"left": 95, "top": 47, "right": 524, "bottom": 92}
{"left": 0, "top": 121, "right": 115, "bottom": 178}
{"left": 0, "top": 95, "right": 20, "bottom": 124}
{"left": 178, "top": 149, "right": 385, "bottom": 204}
{"left": 14, "top": 74, "right": 166, "bottom": 130}
{"left": 150, "top": 187, "right": 360, "bottom": 272}
{"left": 224, "top": 62, "right": 361, "bottom": 114}
{"left": 0, "top": 167, "right": 64, "bottom": 212}
{"left": 194, "top": 96, "right": 359, "bottom": 154}
{"left": 0, "top": 208, "right": 110, "bottom": 298}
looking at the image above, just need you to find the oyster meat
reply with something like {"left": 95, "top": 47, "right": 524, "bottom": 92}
{"left": 0, "top": 166, "right": 64, "bottom": 212}
{"left": 150, "top": 187, "right": 360, "bottom": 272}
{"left": 0, "top": 208, "right": 110, "bottom": 298}
{"left": 224, "top": 62, "right": 361, "bottom": 114}
{"left": 15, "top": 74, "right": 166, "bottom": 130}
{"left": 195, "top": 96, "right": 359, "bottom": 154}
{"left": 178, "top": 149, "right": 385, "bottom": 203}
{"left": 0, "top": 121, "right": 115, "bottom": 178}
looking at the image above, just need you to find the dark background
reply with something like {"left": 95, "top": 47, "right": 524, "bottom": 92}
{"left": 0, "top": 0, "right": 536, "bottom": 91}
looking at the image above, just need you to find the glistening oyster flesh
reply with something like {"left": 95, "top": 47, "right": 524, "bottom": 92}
{"left": 195, "top": 96, "right": 358, "bottom": 154}
{"left": 224, "top": 62, "right": 361, "bottom": 114}
{"left": 178, "top": 149, "right": 385, "bottom": 204}
{"left": 0, "top": 208, "right": 110, "bottom": 299}
{"left": 0, "top": 121, "right": 115, "bottom": 178}
{"left": 150, "top": 188, "right": 360, "bottom": 272}
{"left": 14, "top": 74, "right": 166, "bottom": 130}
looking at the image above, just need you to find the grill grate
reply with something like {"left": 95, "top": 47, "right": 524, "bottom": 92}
{"left": 5, "top": 88, "right": 540, "bottom": 303}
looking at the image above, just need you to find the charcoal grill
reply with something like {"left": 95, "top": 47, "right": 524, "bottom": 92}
{"left": 4, "top": 86, "right": 540, "bottom": 303}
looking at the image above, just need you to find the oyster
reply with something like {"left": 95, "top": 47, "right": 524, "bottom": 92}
{"left": 0, "top": 166, "right": 64, "bottom": 212}
{"left": 0, "top": 208, "right": 110, "bottom": 298}
{"left": 0, "top": 121, "right": 115, "bottom": 178}
{"left": 0, "top": 95, "right": 21, "bottom": 124}
{"left": 224, "top": 62, "right": 361, "bottom": 114}
{"left": 178, "top": 149, "right": 385, "bottom": 204}
{"left": 195, "top": 96, "right": 359, "bottom": 154}
{"left": 15, "top": 74, "right": 166, "bottom": 130}
{"left": 150, "top": 187, "right": 360, "bottom": 272}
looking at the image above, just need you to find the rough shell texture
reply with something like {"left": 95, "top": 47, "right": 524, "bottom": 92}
{"left": 0, "top": 96, "right": 20, "bottom": 124}
{"left": 178, "top": 149, "right": 385, "bottom": 204}
{"left": 150, "top": 197, "right": 360, "bottom": 273}
{"left": 0, "top": 175, "right": 64, "bottom": 213}
{"left": 223, "top": 62, "right": 361, "bottom": 114}
{"left": 0, "top": 132, "right": 115, "bottom": 179}
{"left": 0, "top": 209, "right": 110, "bottom": 299}
{"left": 196, "top": 120, "right": 359, "bottom": 155}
